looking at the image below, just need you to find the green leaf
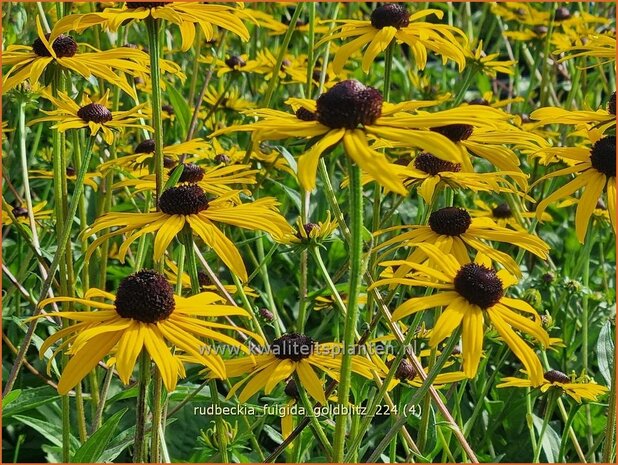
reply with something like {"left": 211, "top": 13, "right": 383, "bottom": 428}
{"left": 3, "top": 389, "right": 21, "bottom": 408}
{"left": 597, "top": 320, "right": 614, "bottom": 386}
{"left": 532, "top": 415, "right": 561, "bottom": 462}
{"left": 166, "top": 84, "right": 191, "bottom": 135}
{"left": 72, "top": 408, "right": 127, "bottom": 463}
{"left": 165, "top": 163, "right": 185, "bottom": 190}
{"left": 3, "top": 386, "right": 59, "bottom": 419}
{"left": 12, "top": 414, "right": 80, "bottom": 450}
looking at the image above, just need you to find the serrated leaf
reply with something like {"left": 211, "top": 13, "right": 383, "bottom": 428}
{"left": 72, "top": 408, "right": 127, "bottom": 463}
{"left": 597, "top": 320, "right": 614, "bottom": 386}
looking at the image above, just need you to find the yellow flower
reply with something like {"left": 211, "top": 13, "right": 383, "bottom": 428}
{"left": 357, "top": 152, "right": 526, "bottom": 204}
{"left": 200, "top": 53, "right": 270, "bottom": 77}
{"left": 52, "top": 2, "right": 250, "bottom": 52}
{"left": 2, "top": 201, "right": 53, "bottom": 226}
{"left": 465, "top": 41, "right": 516, "bottom": 77}
{"left": 29, "top": 166, "right": 101, "bottom": 191}
{"left": 31, "top": 269, "right": 262, "bottom": 393}
{"left": 497, "top": 369, "right": 609, "bottom": 403}
{"left": 285, "top": 211, "right": 339, "bottom": 245}
{"left": 469, "top": 199, "right": 552, "bottom": 232}
{"left": 216, "top": 79, "right": 463, "bottom": 195}
{"left": 318, "top": 6, "right": 467, "bottom": 74}
{"left": 533, "top": 128, "right": 615, "bottom": 242}
{"left": 83, "top": 187, "right": 293, "bottom": 282}
{"left": 112, "top": 162, "right": 259, "bottom": 201}
{"left": 99, "top": 138, "right": 213, "bottom": 173}
{"left": 555, "top": 33, "right": 616, "bottom": 64}
{"left": 375, "top": 206, "right": 549, "bottom": 277}
{"left": 219, "top": 333, "right": 379, "bottom": 404}
{"left": 29, "top": 90, "right": 151, "bottom": 145}
{"left": 163, "top": 259, "right": 259, "bottom": 298}
{"left": 372, "top": 243, "right": 550, "bottom": 385}
{"left": 2, "top": 17, "right": 149, "bottom": 99}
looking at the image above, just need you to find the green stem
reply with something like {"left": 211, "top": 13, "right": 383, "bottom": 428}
{"left": 532, "top": 390, "right": 559, "bottom": 462}
{"left": 181, "top": 229, "right": 229, "bottom": 462}
{"left": 262, "top": 3, "right": 303, "bottom": 107}
{"left": 603, "top": 347, "right": 617, "bottom": 462}
{"left": 134, "top": 350, "right": 151, "bottom": 463}
{"left": 332, "top": 159, "right": 363, "bottom": 462}
{"left": 3, "top": 134, "right": 95, "bottom": 397}
{"left": 293, "top": 374, "right": 333, "bottom": 459}
{"left": 146, "top": 18, "right": 165, "bottom": 210}
{"left": 383, "top": 40, "right": 396, "bottom": 100}
{"left": 150, "top": 371, "right": 163, "bottom": 463}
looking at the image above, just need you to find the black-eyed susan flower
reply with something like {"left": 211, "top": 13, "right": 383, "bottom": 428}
{"left": 554, "top": 33, "right": 616, "bottom": 65}
{"left": 465, "top": 41, "right": 516, "bottom": 77}
{"left": 29, "top": 90, "right": 151, "bottom": 145}
{"left": 99, "top": 138, "right": 213, "bottom": 173}
{"left": 470, "top": 199, "right": 552, "bottom": 231}
{"left": 216, "top": 79, "right": 463, "bottom": 195}
{"left": 375, "top": 206, "right": 549, "bottom": 277}
{"left": 497, "top": 369, "right": 609, "bottom": 403}
{"left": 220, "top": 333, "right": 378, "bottom": 404}
{"left": 533, "top": 129, "right": 616, "bottom": 241}
{"left": 530, "top": 92, "right": 616, "bottom": 130}
{"left": 285, "top": 212, "right": 339, "bottom": 246}
{"left": 112, "top": 162, "right": 258, "bottom": 200}
{"left": 83, "top": 187, "right": 293, "bottom": 281}
{"left": 163, "top": 259, "right": 259, "bottom": 298}
{"left": 373, "top": 152, "right": 526, "bottom": 204}
{"left": 318, "top": 5, "right": 468, "bottom": 74}
{"left": 30, "top": 166, "right": 101, "bottom": 191}
{"left": 2, "top": 17, "right": 149, "bottom": 98}
{"left": 52, "top": 2, "right": 250, "bottom": 52}
{"left": 379, "top": 103, "right": 549, "bottom": 179}
{"left": 2, "top": 201, "right": 52, "bottom": 226}
{"left": 373, "top": 243, "right": 550, "bottom": 385}
{"left": 32, "top": 269, "right": 261, "bottom": 394}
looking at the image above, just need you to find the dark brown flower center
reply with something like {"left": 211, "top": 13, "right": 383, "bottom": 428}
{"left": 295, "top": 107, "right": 317, "bottom": 121}
{"left": 431, "top": 124, "right": 474, "bottom": 142}
{"left": 468, "top": 98, "right": 490, "bottom": 106}
{"left": 114, "top": 269, "right": 175, "bottom": 323}
{"left": 370, "top": 4, "right": 410, "bottom": 29}
{"left": 315, "top": 80, "right": 383, "bottom": 129}
{"left": 214, "top": 154, "right": 232, "bottom": 165}
{"left": 454, "top": 263, "right": 504, "bottom": 309}
{"left": 162, "top": 104, "right": 174, "bottom": 115}
{"left": 553, "top": 7, "right": 571, "bottom": 21}
{"left": 533, "top": 25, "right": 548, "bottom": 35}
{"left": 428, "top": 207, "right": 471, "bottom": 236}
{"left": 389, "top": 358, "right": 417, "bottom": 381}
{"left": 158, "top": 184, "right": 209, "bottom": 215}
{"left": 225, "top": 56, "right": 246, "bottom": 69}
{"left": 608, "top": 92, "right": 616, "bottom": 115}
{"left": 284, "top": 378, "right": 299, "bottom": 399}
{"left": 296, "top": 222, "right": 317, "bottom": 239}
{"left": 270, "top": 333, "right": 315, "bottom": 361}
{"left": 126, "top": 2, "right": 168, "bottom": 9}
{"left": 414, "top": 152, "right": 461, "bottom": 175}
{"left": 589, "top": 135, "right": 616, "bottom": 178}
{"left": 66, "top": 166, "right": 76, "bottom": 177}
{"left": 32, "top": 34, "right": 77, "bottom": 58}
{"left": 134, "top": 139, "right": 155, "bottom": 154}
{"left": 491, "top": 202, "right": 512, "bottom": 219}
{"left": 544, "top": 369, "right": 570, "bottom": 384}
{"left": 197, "top": 270, "right": 212, "bottom": 287}
{"left": 170, "top": 163, "right": 205, "bottom": 183}
{"left": 77, "top": 103, "right": 113, "bottom": 124}
{"left": 259, "top": 307, "right": 275, "bottom": 322}
{"left": 12, "top": 206, "right": 28, "bottom": 218}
